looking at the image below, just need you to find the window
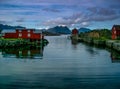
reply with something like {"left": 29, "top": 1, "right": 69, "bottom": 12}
{"left": 114, "top": 27, "right": 116, "bottom": 30}
{"left": 114, "top": 30, "right": 116, "bottom": 34}
{"left": 28, "top": 30, "right": 30, "bottom": 32}
{"left": 19, "top": 33, "right": 22, "bottom": 37}
{"left": 28, "top": 33, "right": 31, "bottom": 37}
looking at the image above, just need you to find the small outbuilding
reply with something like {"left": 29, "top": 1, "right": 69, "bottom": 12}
{"left": 112, "top": 25, "right": 120, "bottom": 40}
{"left": 72, "top": 28, "right": 78, "bottom": 35}
{"left": 71, "top": 28, "right": 79, "bottom": 40}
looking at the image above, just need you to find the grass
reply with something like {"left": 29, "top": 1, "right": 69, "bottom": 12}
{"left": 0, "top": 37, "right": 49, "bottom": 48}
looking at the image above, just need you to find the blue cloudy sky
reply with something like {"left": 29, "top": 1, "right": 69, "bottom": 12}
{"left": 0, "top": 0, "right": 120, "bottom": 30}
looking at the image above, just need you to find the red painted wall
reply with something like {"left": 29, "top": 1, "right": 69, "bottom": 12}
{"left": 4, "top": 33, "right": 17, "bottom": 38}
{"left": 112, "top": 28, "right": 116, "bottom": 40}
{"left": 72, "top": 29, "right": 78, "bottom": 34}
{"left": 3, "top": 29, "right": 43, "bottom": 40}
{"left": 112, "top": 26, "right": 120, "bottom": 40}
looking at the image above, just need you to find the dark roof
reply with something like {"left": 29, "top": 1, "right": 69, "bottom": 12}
{"left": 2, "top": 29, "right": 16, "bottom": 33}
{"left": 72, "top": 28, "right": 78, "bottom": 31}
{"left": 16, "top": 28, "right": 34, "bottom": 30}
{"left": 72, "top": 28, "right": 78, "bottom": 34}
{"left": 113, "top": 25, "right": 120, "bottom": 30}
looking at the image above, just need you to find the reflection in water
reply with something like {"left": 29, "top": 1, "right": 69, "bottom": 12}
{"left": 71, "top": 40, "right": 79, "bottom": 49}
{"left": 111, "top": 50, "right": 120, "bottom": 63}
{"left": 84, "top": 43, "right": 100, "bottom": 56}
{"left": 80, "top": 42, "right": 104, "bottom": 56}
{"left": 0, "top": 47, "right": 44, "bottom": 59}
{"left": 74, "top": 42, "right": 120, "bottom": 63}
{"left": 71, "top": 39, "right": 78, "bottom": 45}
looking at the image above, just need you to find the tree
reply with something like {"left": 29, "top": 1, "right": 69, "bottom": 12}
{"left": 0, "top": 29, "right": 2, "bottom": 33}
{"left": 0, "top": 29, "right": 2, "bottom": 37}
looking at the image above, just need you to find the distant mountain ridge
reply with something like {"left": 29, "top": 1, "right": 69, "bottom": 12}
{"left": 0, "top": 24, "right": 25, "bottom": 30}
{"left": 0, "top": 24, "right": 71, "bottom": 34}
{"left": 78, "top": 28, "right": 91, "bottom": 33}
{"left": 46, "top": 26, "right": 71, "bottom": 34}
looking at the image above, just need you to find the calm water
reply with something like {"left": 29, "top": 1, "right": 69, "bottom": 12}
{"left": 0, "top": 35, "right": 120, "bottom": 89}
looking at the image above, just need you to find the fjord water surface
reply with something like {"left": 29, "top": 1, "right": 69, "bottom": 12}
{"left": 0, "top": 35, "right": 120, "bottom": 89}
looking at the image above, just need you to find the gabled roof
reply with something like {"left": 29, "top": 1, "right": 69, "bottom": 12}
{"left": 72, "top": 28, "right": 78, "bottom": 31}
{"left": 16, "top": 28, "right": 34, "bottom": 30}
{"left": 113, "top": 25, "right": 120, "bottom": 30}
{"left": 1, "top": 29, "right": 16, "bottom": 33}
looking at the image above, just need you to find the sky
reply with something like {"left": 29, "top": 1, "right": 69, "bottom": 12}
{"left": 0, "top": 0, "right": 120, "bottom": 30}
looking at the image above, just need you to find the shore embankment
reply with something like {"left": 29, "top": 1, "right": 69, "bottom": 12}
{"left": 0, "top": 38, "right": 49, "bottom": 49}
{"left": 73, "top": 37, "right": 120, "bottom": 52}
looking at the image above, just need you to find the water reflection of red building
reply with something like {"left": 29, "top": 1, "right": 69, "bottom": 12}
{"left": 111, "top": 51, "right": 120, "bottom": 63}
{"left": 2, "top": 48, "right": 43, "bottom": 59}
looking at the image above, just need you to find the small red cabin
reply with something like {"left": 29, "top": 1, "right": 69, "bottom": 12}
{"left": 3, "top": 28, "right": 44, "bottom": 41}
{"left": 112, "top": 25, "right": 120, "bottom": 40}
{"left": 72, "top": 28, "right": 78, "bottom": 35}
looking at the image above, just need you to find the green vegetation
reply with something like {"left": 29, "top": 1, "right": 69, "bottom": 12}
{"left": 0, "top": 29, "right": 2, "bottom": 37}
{"left": 116, "top": 36, "right": 120, "bottom": 40}
{"left": 79, "top": 29, "right": 111, "bottom": 40}
{"left": 0, "top": 29, "right": 2, "bottom": 33}
{"left": 77, "top": 29, "right": 120, "bottom": 52}
{"left": 0, "top": 38, "right": 49, "bottom": 48}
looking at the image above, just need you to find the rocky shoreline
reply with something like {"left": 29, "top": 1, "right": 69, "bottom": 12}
{"left": 72, "top": 37, "right": 120, "bottom": 52}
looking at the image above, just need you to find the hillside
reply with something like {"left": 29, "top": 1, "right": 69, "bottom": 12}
{"left": 0, "top": 24, "right": 71, "bottom": 35}
{"left": 47, "top": 26, "right": 71, "bottom": 34}
{"left": 0, "top": 24, "right": 25, "bottom": 30}
{"left": 78, "top": 28, "right": 91, "bottom": 33}
{"left": 79, "top": 29, "right": 111, "bottom": 39}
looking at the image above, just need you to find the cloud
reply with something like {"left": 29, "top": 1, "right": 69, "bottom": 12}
{"left": 80, "top": 22, "right": 90, "bottom": 27}
{"left": 43, "top": 6, "right": 120, "bottom": 28}
{"left": 0, "top": 0, "right": 120, "bottom": 9}
{"left": 0, "top": 0, "right": 120, "bottom": 29}
{"left": 43, "top": 13, "right": 88, "bottom": 28}
{"left": 0, "top": 20, "right": 12, "bottom": 24}
{"left": 89, "top": 15, "right": 119, "bottom": 22}
{"left": 0, "top": 21, "right": 7, "bottom": 24}
{"left": 87, "top": 7, "right": 120, "bottom": 21}
{"left": 88, "top": 7, "right": 116, "bottom": 16}
{"left": 42, "top": 8, "right": 60, "bottom": 12}
{"left": 16, "top": 18, "right": 25, "bottom": 22}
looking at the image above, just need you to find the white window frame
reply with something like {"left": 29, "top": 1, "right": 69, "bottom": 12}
{"left": 114, "top": 27, "right": 116, "bottom": 30}
{"left": 19, "top": 33, "right": 22, "bottom": 37}
{"left": 28, "top": 33, "right": 31, "bottom": 37}
{"left": 114, "top": 30, "right": 116, "bottom": 34}
{"left": 28, "top": 30, "right": 31, "bottom": 32}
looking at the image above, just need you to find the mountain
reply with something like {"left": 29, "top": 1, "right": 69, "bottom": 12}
{"left": 78, "top": 28, "right": 91, "bottom": 33}
{"left": 0, "top": 24, "right": 71, "bottom": 35}
{"left": 42, "top": 31, "right": 60, "bottom": 36}
{"left": 39, "top": 29, "right": 60, "bottom": 36}
{"left": 47, "top": 26, "right": 71, "bottom": 34}
{"left": 0, "top": 24, "right": 25, "bottom": 30}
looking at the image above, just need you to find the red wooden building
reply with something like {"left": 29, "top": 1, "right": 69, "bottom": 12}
{"left": 112, "top": 25, "right": 120, "bottom": 40}
{"left": 72, "top": 28, "right": 78, "bottom": 35}
{"left": 71, "top": 28, "right": 78, "bottom": 40}
{"left": 3, "top": 28, "right": 44, "bottom": 41}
